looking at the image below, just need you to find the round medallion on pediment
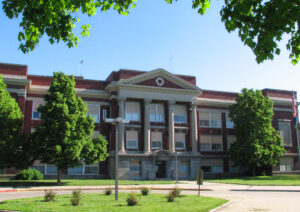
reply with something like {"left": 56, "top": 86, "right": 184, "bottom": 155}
{"left": 155, "top": 77, "right": 164, "bottom": 87}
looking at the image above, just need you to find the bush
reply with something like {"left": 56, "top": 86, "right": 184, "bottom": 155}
{"left": 15, "top": 169, "right": 43, "bottom": 180}
{"left": 44, "top": 190, "right": 56, "bottom": 202}
{"left": 140, "top": 187, "right": 150, "bottom": 196}
{"left": 171, "top": 187, "right": 181, "bottom": 197}
{"left": 126, "top": 192, "right": 139, "bottom": 206}
{"left": 167, "top": 191, "right": 175, "bottom": 202}
{"left": 71, "top": 190, "right": 81, "bottom": 206}
{"left": 104, "top": 187, "right": 113, "bottom": 195}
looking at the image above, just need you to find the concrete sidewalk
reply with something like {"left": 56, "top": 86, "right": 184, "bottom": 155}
{"left": 1, "top": 181, "right": 300, "bottom": 193}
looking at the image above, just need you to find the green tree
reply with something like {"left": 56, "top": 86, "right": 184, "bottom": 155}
{"left": 2, "top": 0, "right": 299, "bottom": 64}
{"left": 229, "top": 88, "right": 285, "bottom": 176}
{"left": 33, "top": 72, "right": 108, "bottom": 184}
{"left": 0, "top": 75, "right": 35, "bottom": 169}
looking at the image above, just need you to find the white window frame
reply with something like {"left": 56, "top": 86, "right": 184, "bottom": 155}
{"left": 125, "top": 102, "right": 140, "bottom": 121}
{"left": 32, "top": 101, "right": 44, "bottom": 120}
{"left": 151, "top": 131, "right": 163, "bottom": 150}
{"left": 150, "top": 104, "right": 164, "bottom": 122}
{"left": 175, "top": 132, "right": 186, "bottom": 150}
{"left": 126, "top": 130, "right": 139, "bottom": 149}
{"left": 199, "top": 111, "right": 222, "bottom": 128}
{"left": 278, "top": 120, "right": 292, "bottom": 147}
{"left": 87, "top": 104, "right": 100, "bottom": 123}
{"left": 200, "top": 135, "right": 223, "bottom": 151}
{"left": 174, "top": 105, "right": 187, "bottom": 124}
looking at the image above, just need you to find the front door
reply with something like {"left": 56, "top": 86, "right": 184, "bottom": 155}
{"left": 155, "top": 161, "right": 166, "bottom": 178}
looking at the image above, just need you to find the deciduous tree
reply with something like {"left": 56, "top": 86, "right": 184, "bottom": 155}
{"left": 33, "top": 72, "right": 108, "bottom": 184}
{"left": 229, "top": 88, "right": 286, "bottom": 176}
{"left": 2, "top": 0, "right": 299, "bottom": 64}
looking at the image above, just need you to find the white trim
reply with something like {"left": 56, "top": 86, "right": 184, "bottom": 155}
{"left": 1, "top": 74, "right": 27, "bottom": 79}
{"left": 273, "top": 107, "right": 293, "bottom": 112}
{"left": 6, "top": 88, "right": 26, "bottom": 96}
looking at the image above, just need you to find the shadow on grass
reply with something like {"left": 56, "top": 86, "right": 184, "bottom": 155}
{"left": 0, "top": 181, "right": 69, "bottom": 188}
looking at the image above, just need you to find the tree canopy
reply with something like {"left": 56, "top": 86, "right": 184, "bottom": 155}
{"left": 229, "top": 88, "right": 286, "bottom": 175}
{"left": 2, "top": 0, "right": 299, "bottom": 64}
{"left": 0, "top": 75, "right": 35, "bottom": 169}
{"left": 33, "top": 72, "right": 108, "bottom": 183}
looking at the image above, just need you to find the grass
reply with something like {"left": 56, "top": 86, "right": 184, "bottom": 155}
{"left": 0, "top": 193, "right": 228, "bottom": 212}
{"left": 206, "top": 175, "right": 300, "bottom": 186}
{"left": 0, "top": 179, "right": 176, "bottom": 187}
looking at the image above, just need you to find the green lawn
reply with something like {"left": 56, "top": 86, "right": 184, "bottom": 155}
{"left": 206, "top": 175, "right": 300, "bottom": 186}
{"left": 0, "top": 193, "right": 228, "bottom": 212}
{"left": 0, "top": 179, "right": 176, "bottom": 187}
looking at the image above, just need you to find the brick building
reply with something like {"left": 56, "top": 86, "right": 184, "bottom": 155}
{"left": 1, "top": 62, "right": 299, "bottom": 179}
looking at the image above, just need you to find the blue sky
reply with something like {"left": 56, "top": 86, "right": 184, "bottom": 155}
{"left": 0, "top": 0, "right": 299, "bottom": 97}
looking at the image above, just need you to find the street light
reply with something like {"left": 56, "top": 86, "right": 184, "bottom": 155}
{"left": 105, "top": 117, "right": 129, "bottom": 201}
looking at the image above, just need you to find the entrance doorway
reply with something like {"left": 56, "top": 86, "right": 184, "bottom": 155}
{"left": 155, "top": 161, "right": 166, "bottom": 178}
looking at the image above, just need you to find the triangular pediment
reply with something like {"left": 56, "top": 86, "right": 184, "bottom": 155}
{"left": 116, "top": 69, "right": 201, "bottom": 91}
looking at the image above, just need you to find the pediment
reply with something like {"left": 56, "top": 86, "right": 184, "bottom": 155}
{"left": 116, "top": 69, "right": 201, "bottom": 91}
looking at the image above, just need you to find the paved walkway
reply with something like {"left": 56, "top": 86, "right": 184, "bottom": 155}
{"left": 1, "top": 182, "right": 300, "bottom": 211}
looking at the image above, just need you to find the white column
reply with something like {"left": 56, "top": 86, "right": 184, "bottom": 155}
{"left": 118, "top": 97, "right": 125, "bottom": 152}
{"left": 144, "top": 99, "right": 151, "bottom": 153}
{"left": 191, "top": 102, "right": 198, "bottom": 154}
{"left": 168, "top": 100, "right": 175, "bottom": 153}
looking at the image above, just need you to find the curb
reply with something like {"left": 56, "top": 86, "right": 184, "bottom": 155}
{"left": 0, "top": 187, "right": 213, "bottom": 193}
{"left": 209, "top": 200, "right": 231, "bottom": 212}
{"left": 231, "top": 189, "right": 300, "bottom": 192}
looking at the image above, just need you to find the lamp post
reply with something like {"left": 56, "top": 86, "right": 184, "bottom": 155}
{"left": 105, "top": 117, "right": 129, "bottom": 200}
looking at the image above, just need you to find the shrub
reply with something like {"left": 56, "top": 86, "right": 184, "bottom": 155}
{"left": 44, "top": 190, "right": 56, "bottom": 202}
{"left": 71, "top": 190, "right": 81, "bottom": 206}
{"left": 171, "top": 187, "right": 181, "bottom": 197}
{"left": 167, "top": 191, "right": 175, "bottom": 202}
{"left": 15, "top": 169, "right": 43, "bottom": 180}
{"left": 126, "top": 192, "right": 139, "bottom": 206}
{"left": 104, "top": 187, "right": 113, "bottom": 195}
{"left": 140, "top": 187, "right": 150, "bottom": 196}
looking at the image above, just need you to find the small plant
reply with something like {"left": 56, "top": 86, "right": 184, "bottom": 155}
{"left": 71, "top": 190, "right": 81, "bottom": 206}
{"left": 126, "top": 192, "right": 139, "bottom": 206}
{"left": 167, "top": 191, "right": 175, "bottom": 202}
{"left": 104, "top": 187, "right": 113, "bottom": 195}
{"left": 15, "top": 169, "right": 43, "bottom": 180}
{"left": 140, "top": 187, "right": 150, "bottom": 196}
{"left": 44, "top": 190, "right": 56, "bottom": 202}
{"left": 171, "top": 187, "right": 181, "bottom": 197}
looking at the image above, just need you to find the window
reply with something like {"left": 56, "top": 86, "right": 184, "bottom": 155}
{"left": 151, "top": 131, "right": 162, "bottom": 150}
{"left": 200, "top": 135, "right": 223, "bottom": 151}
{"left": 32, "top": 101, "right": 44, "bottom": 119}
{"left": 68, "top": 166, "right": 84, "bottom": 175}
{"left": 87, "top": 104, "right": 100, "bottom": 123}
{"left": 0, "top": 169, "right": 4, "bottom": 174}
{"left": 280, "top": 157, "right": 295, "bottom": 171}
{"left": 174, "top": 105, "right": 187, "bottom": 123}
{"left": 175, "top": 132, "right": 186, "bottom": 150}
{"left": 199, "top": 111, "right": 221, "bottom": 128}
{"left": 179, "top": 161, "right": 189, "bottom": 178}
{"left": 68, "top": 163, "right": 99, "bottom": 175}
{"left": 211, "top": 135, "right": 223, "bottom": 151}
{"left": 150, "top": 104, "right": 164, "bottom": 122}
{"left": 92, "top": 131, "right": 100, "bottom": 138}
{"left": 85, "top": 164, "right": 99, "bottom": 175}
{"left": 45, "top": 165, "right": 57, "bottom": 175}
{"left": 126, "top": 130, "right": 138, "bottom": 149}
{"left": 201, "top": 159, "right": 223, "bottom": 173}
{"left": 103, "top": 109, "right": 107, "bottom": 120}
{"left": 129, "top": 161, "right": 141, "bottom": 172}
{"left": 125, "top": 102, "right": 140, "bottom": 121}
{"left": 278, "top": 120, "right": 292, "bottom": 146}
{"left": 226, "top": 113, "right": 234, "bottom": 128}
{"left": 211, "top": 166, "right": 223, "bottom": 173}
{"left": 227, "top": 135, "right": 236, "bottom": 150}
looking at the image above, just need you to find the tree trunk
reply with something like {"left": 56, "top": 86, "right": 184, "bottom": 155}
{"left": 57, "top": 169, "right": 61, "bottom": 184}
